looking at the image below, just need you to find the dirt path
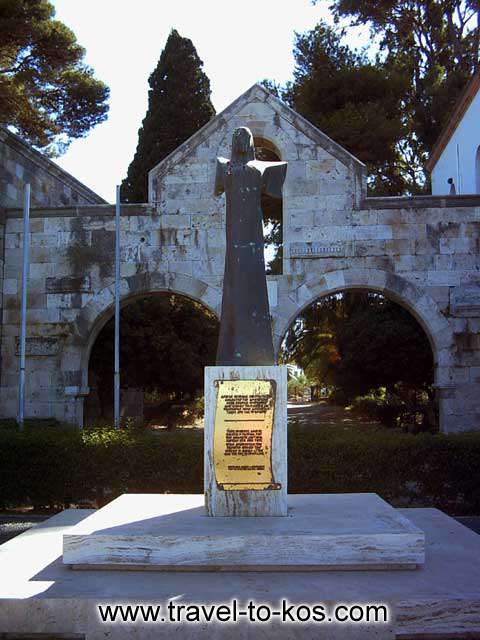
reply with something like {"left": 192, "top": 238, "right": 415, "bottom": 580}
{"left": 287, "top": 401, "right": 380, "bottom": 431}
{"left": 156, "top": 400, "right": 381, "bottom": 432}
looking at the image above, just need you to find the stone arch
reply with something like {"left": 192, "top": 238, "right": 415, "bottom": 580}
{"left": 217, "top": 119, "right": 297, "bottom": 162}
{"left": 60, "top": 272, "right": 222, "bottom": 420}
{"left": 273, "top": 269, "right": 455, "bottom": 389}
{"left": 253, "top": 136, "right": 282, "bottom": 160}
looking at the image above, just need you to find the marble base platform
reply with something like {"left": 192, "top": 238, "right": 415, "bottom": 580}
{"left": 62, "top": 493, "right": 425, "bottom": 570}
{"left": 1, "top": 507, "right": 479, "bottom": 638}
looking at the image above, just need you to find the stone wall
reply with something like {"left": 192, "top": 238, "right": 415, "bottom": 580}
{"left": 0, "top": 128, "right": 104, "bottom": 421}
{"left": 278, "top": 197, "right": 480, "bottom": 433}
{"left": 1, "top": 86, "right": 479, "bottom": 432}
{"left": 1, "top": 197, "right": 479, "bottom": 431}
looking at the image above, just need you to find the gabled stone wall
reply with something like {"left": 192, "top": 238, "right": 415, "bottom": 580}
{"left": 0, "top": 130, "right": 105, "bottom": 416}
{"left": 0, "top": 128, "right": 105, "bottom": 208}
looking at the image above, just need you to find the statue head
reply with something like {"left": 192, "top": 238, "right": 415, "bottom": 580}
{"left": 231, "top": 127, "right": 255, "bottom": 162}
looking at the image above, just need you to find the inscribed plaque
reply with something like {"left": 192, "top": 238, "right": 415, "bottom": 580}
{"left": 213, "top": 379, "right": 279, "bottom": 491}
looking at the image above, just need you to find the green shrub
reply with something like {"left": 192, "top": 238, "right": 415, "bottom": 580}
{"left": 288, "top": 425, "right": 480, "bottom": 514}
{"left": 0, "top": 424, "right": 479, "bottom": 515}
{"left": 0, "top": 419, "right": 19, "bottom": 431}
{"left": 351, "top": 393, "right": 435, "bottom": 432}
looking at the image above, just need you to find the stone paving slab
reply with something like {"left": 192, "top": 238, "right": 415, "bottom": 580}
{"left": 0, "top": 504, "right": 479, "bottom": 637}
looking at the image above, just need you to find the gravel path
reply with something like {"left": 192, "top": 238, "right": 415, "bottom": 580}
{"left": 0, "top": 515, "right": 48, "bottom": 544}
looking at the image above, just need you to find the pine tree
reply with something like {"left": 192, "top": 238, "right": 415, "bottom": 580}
{"left": 0, "top": 0, "right": 108, "bottom": 154}
{"left": 283, "top": 23, "right": 408, "bottom": 195}
{"left": 121, "top": 29, "right": 215, "bottom": 203}
{"left": 310, "top": 1, "right": 480, "bottom": 192}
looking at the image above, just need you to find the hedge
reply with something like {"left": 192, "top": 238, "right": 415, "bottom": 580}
{"left": 0, "top": 423, "right": 479, "bottom": 515}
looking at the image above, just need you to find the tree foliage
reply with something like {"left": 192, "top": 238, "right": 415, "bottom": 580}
{"left": 89, "top": 295, "right": 219, "bottom": 417}
{"left": 309, "top": 0, "right": 479, "bottom": 192}
{"left": 0, "top": 0, "right": 109, "bottom": 153}
{"left": 281, "top": 292, "right": 433, "bottom": 400}
{"left": 121, "top": 29, "right": 215, "bottom": 203}
{"left": 277, "top": 2, "right": 479, "bottom": 194}
{"left": 283, "top": 24, "right": 408, "bottom": 194}
{"left": 287, "top": 369, "right": 314, "bottom": 400}
{"left": 327, "top": 0, "right": 479, "bottom": 150}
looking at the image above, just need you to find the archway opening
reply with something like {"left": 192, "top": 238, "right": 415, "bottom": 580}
{"left": 254, "top": 136, "right": 283, "bottom": 275}
{"left": 84, "top": 293, "right": 219, "bottom": 428}
{"left": 280, "top": 290, "right": 436, "bottom": 433}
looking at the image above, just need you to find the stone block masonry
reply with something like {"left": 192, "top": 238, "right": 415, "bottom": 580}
{"left": 0, "top": 85, "right": 479, "bottom": 432}
{"left": 0, "top": 127, "right": 105, "bottom": 208}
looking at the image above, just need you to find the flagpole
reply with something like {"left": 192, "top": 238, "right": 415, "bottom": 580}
{"left": 18, "top": 183, "right": 31, "bottom": 430}
{"left": 114, "top": 185, "right": 121, "bottom": 428}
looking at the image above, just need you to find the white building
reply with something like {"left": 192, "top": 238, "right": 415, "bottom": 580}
{"left": 427, "top": 72, "right": 480, "bottom": 195}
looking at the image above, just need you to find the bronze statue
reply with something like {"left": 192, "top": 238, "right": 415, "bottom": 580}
{"left": 215, "top": 127, "right": 287, "bottom": 366}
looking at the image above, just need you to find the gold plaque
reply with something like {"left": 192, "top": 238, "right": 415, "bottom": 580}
{"left": 213, "top": 379, "right": 280, "bottom": 491}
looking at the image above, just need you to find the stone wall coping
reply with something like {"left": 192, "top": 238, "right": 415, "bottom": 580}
{"left": 3, "top": 194, "right": 480, "bottom": 222}
{"left": 2, "top": 203, "right": 155, "bottom": 219}
{"left": 0, "top": 127, "right": 106, "bottom": 205}
{"left": 363, "top": 194, "right": 480, "bottom": 209}
{"left": 433, "top": 382, "right": 457, "bottom": 389}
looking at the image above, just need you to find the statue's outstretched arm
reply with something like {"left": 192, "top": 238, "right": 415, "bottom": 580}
{"left": 214, "top": 158, "right": 229, "bottom": 196}
{"left": 261, "top": 161, "right": 288, "bottom": 199}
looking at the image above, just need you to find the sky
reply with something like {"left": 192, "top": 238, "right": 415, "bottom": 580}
{"left": 50, "top": 0, "right": 365, "bottom": 202}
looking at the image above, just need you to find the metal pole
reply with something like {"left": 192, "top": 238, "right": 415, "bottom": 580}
{"left": 18, "top": 183, "right": 31, "bottom": 430}
{"left": 114, "top": 185, "right": 121, "bottom": 428}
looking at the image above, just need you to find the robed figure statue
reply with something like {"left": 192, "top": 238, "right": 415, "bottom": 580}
{"left": 214, "top": 127, "right": 287, "bottom": 366}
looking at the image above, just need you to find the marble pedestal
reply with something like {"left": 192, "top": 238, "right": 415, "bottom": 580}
{"left": 204, "top": 365, "right": 288, "bottom": 516}
{"left": 62, "top": 493, "right": 425, "bottom": 570}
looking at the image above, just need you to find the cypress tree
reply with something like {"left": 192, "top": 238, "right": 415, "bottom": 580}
{"left": 121, "top": 29, "right": 215, "bottom": 202}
